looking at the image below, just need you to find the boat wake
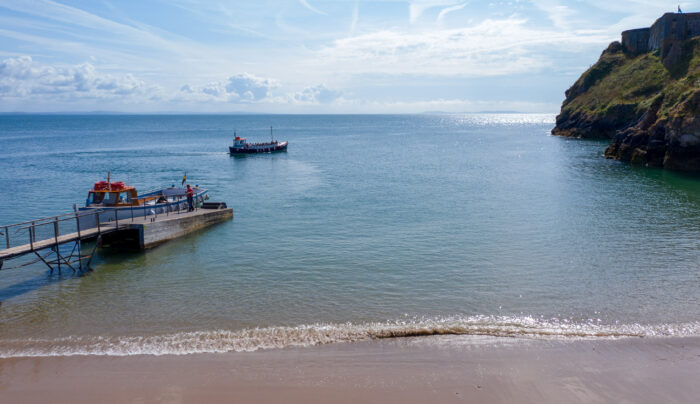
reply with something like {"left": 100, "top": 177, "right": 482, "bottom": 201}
{"left": 1, "top": 316, "right": 698, "bottom": 358}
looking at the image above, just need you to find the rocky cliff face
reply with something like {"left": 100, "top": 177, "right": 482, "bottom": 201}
{"left": 552, "top": 37, "right": 700, "bottom": 171}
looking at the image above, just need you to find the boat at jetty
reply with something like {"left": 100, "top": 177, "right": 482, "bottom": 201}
{"left": 229, "top": 127, "right": 288, "bottom": 154}
{"left": 79, "top": 179, "right": 208, "bottom": 221}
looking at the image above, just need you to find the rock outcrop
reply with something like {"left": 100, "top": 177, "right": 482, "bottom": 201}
{"left": 552, "top": 13, "right": 700, "bottom": 172}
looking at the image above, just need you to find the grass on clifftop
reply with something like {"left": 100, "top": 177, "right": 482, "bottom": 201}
{"left": 563, "top": 37, "right": 700, "bottom": 121}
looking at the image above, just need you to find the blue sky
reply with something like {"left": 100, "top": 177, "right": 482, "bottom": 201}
{"left": 0, "top": 0, "right": 694, "bottom": 113}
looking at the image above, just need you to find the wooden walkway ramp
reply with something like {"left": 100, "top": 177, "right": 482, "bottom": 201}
{"left": 0, "top": 226, "right": 115, "bottom": 261}
{"left": 0, "top": 210, "right": 128, "bottom": 272}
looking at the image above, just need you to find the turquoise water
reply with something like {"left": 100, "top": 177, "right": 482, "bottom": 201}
{"left": 0, "top": 114, "right": 699, "bottom": 356}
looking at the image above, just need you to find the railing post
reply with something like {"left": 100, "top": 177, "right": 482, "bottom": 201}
{"left": 131, "top": 201, "right": 134, "bottom": 223}
{"left": 29, "top": 226, "right": 34, "bottom": 251}
{"left": 115, "top": 209, "right": 119, "bottom": 228}
{"left": 75, "top": 212, "right": 83, "bottom": 271}
{"left": 31, "top": 221, "right": 36, "bottom": 242}
{"left": 96, "top": 212, "right": 101, "bottom": 234}
{"left": 53, "top": 218, "right": 61, "bottom": 272}
{"left": 75, "top": 212, "right": 82, "bottom": 240}
{"left": 54, "top": 220, "right": 61, "bottom": 273}
{"left": 4, "top": 226, "right": 9, "bottom": 249}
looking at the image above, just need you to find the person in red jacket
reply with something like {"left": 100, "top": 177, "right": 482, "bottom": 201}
{"left": 186, "top": 184, "right": 195, "bottom": 212}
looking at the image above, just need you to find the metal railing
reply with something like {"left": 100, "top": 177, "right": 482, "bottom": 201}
{"left": 1, "top": 209, "right": 124, "bottom": 253}
{"left": 138, "top": 194, "right": 207, "bottom": 221}
{"left": 1, "top": 193, "right": 208, "bottom": 253}
{"left": 132, "top": 195, "right": 188, "bottom": 222}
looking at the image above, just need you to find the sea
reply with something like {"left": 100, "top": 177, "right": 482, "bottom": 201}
{"left": 0, "top": 114, "right": 698, "bottom": 357}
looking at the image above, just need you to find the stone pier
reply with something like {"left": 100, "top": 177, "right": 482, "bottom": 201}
{"left": 102, "top": 207, "right": 233, "bottom": 249}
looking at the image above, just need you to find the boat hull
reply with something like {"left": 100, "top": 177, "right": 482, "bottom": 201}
{"left": 229, "top": 142, "right": 288, "bottom": 154}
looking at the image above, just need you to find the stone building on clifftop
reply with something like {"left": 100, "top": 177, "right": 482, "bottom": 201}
{"left": 621, "top": 12, "right": 700, "bottom": 67}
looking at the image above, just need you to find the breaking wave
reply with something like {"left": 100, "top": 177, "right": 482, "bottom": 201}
{"left": 1, "top": 316, "right": 698, "bottom": 358}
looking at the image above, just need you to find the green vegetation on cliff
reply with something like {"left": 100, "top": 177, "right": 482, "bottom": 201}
{"left": 553, "top": 39, "right": 700, "bottom": 171}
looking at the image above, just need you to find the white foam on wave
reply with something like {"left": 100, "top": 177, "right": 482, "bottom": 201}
{"left": 1, "top": 315, "right": 698, "bottom": 358}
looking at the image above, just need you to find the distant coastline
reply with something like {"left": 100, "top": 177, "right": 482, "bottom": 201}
{"left": 0, "top": 111, "right": 538, "bottom": 116}
{"left": 0, "top": 111, "right": 269, "bottom": 115}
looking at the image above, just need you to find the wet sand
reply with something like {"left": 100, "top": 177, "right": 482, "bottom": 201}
{"left": 1, "top": 336, "right": 698, "bottom": 403}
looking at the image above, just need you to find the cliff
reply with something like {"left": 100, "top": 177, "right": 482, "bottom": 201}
{"left": 552, "top": 13, "right": 700, "bottom": 171}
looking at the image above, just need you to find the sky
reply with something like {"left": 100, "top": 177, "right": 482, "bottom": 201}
{"left": 0, "top": 0, "right": 695, "bottom": 113}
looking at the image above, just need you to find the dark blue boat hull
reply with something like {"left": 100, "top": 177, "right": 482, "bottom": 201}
{"left": 229, "top": 143, "right": 288, "bottom": 154}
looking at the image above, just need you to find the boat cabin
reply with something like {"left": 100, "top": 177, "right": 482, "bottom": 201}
{"left": 86, "top": 181, "right": 139, "bottom": 207}
{"left": 232, "top": 136, "right": 247, "bottom": 148}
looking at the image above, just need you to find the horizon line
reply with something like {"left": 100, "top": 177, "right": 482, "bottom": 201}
{"left": 0, "top": 110, "right": 556, "bottom": 116}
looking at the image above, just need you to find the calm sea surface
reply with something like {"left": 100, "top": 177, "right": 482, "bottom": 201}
{"left": 0, "top": 114, "right": 698, "bottom": 356}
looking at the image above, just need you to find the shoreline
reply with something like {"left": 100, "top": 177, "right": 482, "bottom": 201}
{"left": 1, "top": 335, "right": 698, "bottom": 403}
{"left": 2, "top": 316, "right": 697, "bottom": 358}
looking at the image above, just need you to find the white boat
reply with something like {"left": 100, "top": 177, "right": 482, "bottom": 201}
{"left": 229, "top": 127, "right": 288, "bottom": 154}
{"left": 78, "top": 177, "right": 208, "bottom": 227}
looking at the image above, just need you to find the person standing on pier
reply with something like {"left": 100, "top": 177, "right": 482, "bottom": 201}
{"left": 186, "top": 184, "right": 195, "bottom": 212}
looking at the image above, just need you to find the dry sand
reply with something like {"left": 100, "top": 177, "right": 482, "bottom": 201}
{"left": 1, "top": 336, "right": 698, "bottom": 403}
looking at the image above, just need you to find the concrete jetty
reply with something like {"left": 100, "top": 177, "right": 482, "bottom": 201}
{"left": 104, "top": 206, "right": 233, "bottom": 249}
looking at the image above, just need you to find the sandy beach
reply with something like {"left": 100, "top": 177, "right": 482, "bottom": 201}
{"left": 1, "top": 336, "right": 698, "bottom": 403}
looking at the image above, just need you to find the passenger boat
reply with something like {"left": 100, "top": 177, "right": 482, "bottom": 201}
{"left": 78, "top": 178, "right": 208, "bottom": 226}
{"left": 229, "top": 127, "right": 288, "bottom": 154}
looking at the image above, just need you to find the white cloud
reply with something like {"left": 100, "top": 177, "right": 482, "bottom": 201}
{"left": 226, "top": 73, "right": 276, "bottom": 100}
{"left": 0, "top": 0, "right": 237, "bottom": 87}
{"left": 0, "top": 56, "right": 559, "bottom": 113}
{"left": 529, "top": 0, "right": 576, "bottom": 30}
{"left": 299, "top": 0, "right": 327, "bottom": 16}
{"left": 437, "top": 2, "right": 468, "bottom": 23}
{"left": 293, "top": 84, "right": 342, "bottom": 104}
{"left": 179, "top": 73, "right": 277, "bottom": 102}
{"left": 409, "top": 0, "right": 463, "bottom": 23}
{"left": 0, "top": 56, "right": 152, "bottom": 98}
{"left": 0, "top": 0, "right": 180, "bottom": 54}
{"left": 350, "top": 1, "right": 359, "bottom": 34}
{"left": 314, "top": 17, "right": 610, "bottom": 77}
{"left": 178, "top": 77, "right": 342, "bottom": 106}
